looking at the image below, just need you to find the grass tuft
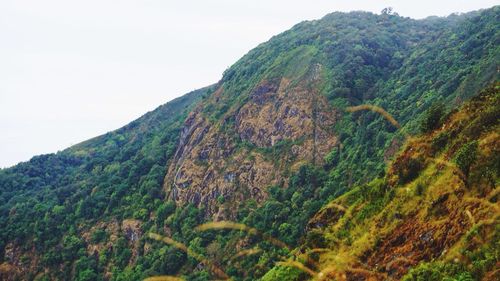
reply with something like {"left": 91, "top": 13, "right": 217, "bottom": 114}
{"left": 195, "top": 221, "right": 291, "bottom": 250}
{"left": 346, "top": 104, "right": 401, "bottom": 129}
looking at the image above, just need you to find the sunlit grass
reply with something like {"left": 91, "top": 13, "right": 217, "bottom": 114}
{"left": 346, "top": 104, "right": 400, "bottom": 129}
{"left": 195, "top": 221, "right": 291, "bottom": 250}
{"left": 230, "top": 247, "right": 262, "bottom": 260}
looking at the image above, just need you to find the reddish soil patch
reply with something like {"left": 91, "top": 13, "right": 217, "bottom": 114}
{"left": 365, "top": 209, "right": 468, "bottom": 279}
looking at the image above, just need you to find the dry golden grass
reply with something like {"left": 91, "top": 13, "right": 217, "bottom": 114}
{"left": 148, "top": 233, "right": 188, "bottom": 253}
{"left": 315, "top": 264, "right": 342, "bottom": 281}
{"left": 463, "top": 197, "right": 500, "bottom": 213}
{"left": 486, "top": 187, "right": 500, "bottom": 201}
{"left": 465, "top": 209, "right": 475, "bottom": 225}
{"left": 231, "top": 248, "right": 262, "bottom": 260}
{"left": 316, "top": 264, "right": 387, "bottom": 281}
{"left": 307, "top": 248, "right": 330, "bottom": 254}
{"left": 385, "top": 256, "right": 414, "bottom": 271}
{"left": 431, "top": 157, "right": 466, "bottom": 181}
{"left": 195, "top": 221, "right": 290, "bottom": 250}
{"left": 346, "top": 267, "right": 387, "bottom": 280}
{"left": 346, "top": 104, "right": 400, "bottom": 129}
{"left": 0, "top": 262, "right": 17, "bottom": 275}
{"left": 328, "top": 203, "right": 347, "bottom": 212}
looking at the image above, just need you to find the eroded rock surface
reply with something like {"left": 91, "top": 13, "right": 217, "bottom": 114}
{"left": 164, "top": 66, "right": 339, "bottom": 218}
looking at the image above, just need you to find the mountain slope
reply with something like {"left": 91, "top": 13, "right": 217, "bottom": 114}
{"left": 0, "top": 86, "right": 209, "bottom": 280}
{"left": 163, "top": 7, "right": 499, "bottom": 220}
{"left": 271, "top": 84, "right": 499, "bottom": 281}
{"left": 0, "top": 7, "right": 498, "bottom": 281}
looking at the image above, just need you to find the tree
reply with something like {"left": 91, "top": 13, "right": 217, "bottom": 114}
{"left": 381, "top": 7, "right": 393, "bottom": 15}
{"left": 156, "top": 201, "right": 176, "bottom": 227}
{"left": 62, "top": 235, "right": 84, "bottom": 261}
{"left": 454, "top": 141, "right": 478, "bottom": 179}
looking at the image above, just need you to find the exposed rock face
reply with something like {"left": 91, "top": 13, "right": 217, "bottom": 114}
{"left": 0, "top": 239, "right": 48, "bottom": 281}
{"left": 164, "top": 65, "right": 339, "bottom": 218}
{"left": 122, "top": 219, "right": 142, "bottom": 243}
{"left": 0, "top": 242, "right": 37, "bottom": 281}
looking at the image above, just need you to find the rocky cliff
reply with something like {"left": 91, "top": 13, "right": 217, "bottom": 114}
{"left": 164, "top": 63, "right": 339, "bottom": 218}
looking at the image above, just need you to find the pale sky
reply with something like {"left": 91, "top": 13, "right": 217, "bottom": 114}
{"left": 0, "top": 0, "right": 498, "bottom": 168}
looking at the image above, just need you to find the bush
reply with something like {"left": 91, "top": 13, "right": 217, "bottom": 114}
{"left": 454, "top": 141, "right": 478, "bottom": 178}
{"left": 90, "top": 229, "right": 108, "bottom": 244}
{"left": 431, "top": 131, "right": 450, "bottom": 153}
{"left": 415, "top": 181, "right": 425, "bottom": 196}
{"left": 305, "top": 229, "right": 326, "bottom": 248}
{"left": 261, "top": 265, "right": 304, "bottom": 281}
{"left": 420, "top": 102, "right": 445, "bottom": 133}
{"left": 396, "top": 156, "right": 425, "bottom": 184}
{"left": 324, "top": 147, "right": 340, "bottom": 168}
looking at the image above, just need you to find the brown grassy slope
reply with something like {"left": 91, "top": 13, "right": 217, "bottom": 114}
{"left": 301, "top": 84, "right": 499, "bottom": 280}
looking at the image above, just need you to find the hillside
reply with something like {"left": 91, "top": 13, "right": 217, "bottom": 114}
{"left": 0, "top": 7, "right": 499, "bottom": 281}
{"left": 263, "top": 84, "right": 499, "bottom": 280}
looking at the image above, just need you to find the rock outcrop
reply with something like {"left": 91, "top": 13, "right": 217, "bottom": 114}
{"left": 163, "top": 65, "right": 339, "bottom": 218}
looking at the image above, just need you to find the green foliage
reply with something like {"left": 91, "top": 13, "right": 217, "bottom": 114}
{"left": 156, "top": 201, "right": 176, "bottom": 227}
{"left": 260, "top": 265, "right": 304, "bottom": 281}
{"left": 216, "top": 195, "right": 225, "bottom": 204}
{"left": 324, "top": 147, "right": 339, "bottom": 168}
{"left": 91, "top": 229, "right": 108, "bottom": 244}
{"left": 75, "top": 256, "right": 100, "bottom": 281}
{"left": 420, "top": 102, "right": 446, "bottom": 133}
{"left": 0, "top": 86, "right": 207, "bottom": 279}
{"left": 431, "top": 131, "right": 451, "bottom": 152}
{"left": 241, "top": 165, "right": 327, "bottom": 247}
{"left": 62, "top": 234, "right": 84, "bottom": 261}
{"left": 304, "top": 229, "right": 327, "bottom": 249}
{"left": 454, "top": 141, "right": 479, "bottom": 178}
{"left": 402, "top": 262, "right": 473, "bottom": 281}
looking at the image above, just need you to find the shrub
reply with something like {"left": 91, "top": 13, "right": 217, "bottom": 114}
{"left": 454, "top": 141, "right": 478, "bottom": 178}
{"left": 261, "top": 265, "right": 304, "bottom": 281}
{"left": 420, "top": 102, "right": 445, "bottom": 133}
{"left": 415, "top": 181, "right": 425, "bottom": 196}
{"left": 431, "top": 131, "right": 450, "bottom": 153}
{"left": 90, "top": 229, "right": 108, "bottom": 244}
{"left": 305, "top": 229, "right": 327, "bottom": 249}
{"left": 396, "top": 156, "right": 425, "bottom": 184}
{"left": 324, "top": 147, "right": 340, "bottom": 168}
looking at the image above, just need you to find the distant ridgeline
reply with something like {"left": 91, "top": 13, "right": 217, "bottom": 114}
{"left": 0, "top": 6, "right": 498, "bottom": 281}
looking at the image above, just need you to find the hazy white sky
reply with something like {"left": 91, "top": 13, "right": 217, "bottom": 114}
{"left": 0, "top": 0, "right": 497, "bottom": 168}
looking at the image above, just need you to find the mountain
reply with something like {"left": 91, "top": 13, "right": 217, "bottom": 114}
{"left": 0, "top": 7, "right": 499, "bottom": 281}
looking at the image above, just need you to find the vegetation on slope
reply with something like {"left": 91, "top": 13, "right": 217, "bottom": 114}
{"left": 270, "top": 84, "right": 499, "bottom": 280}
{"left": 0, "top": 87, "right": 210, "bottom": 280}
{"left": 0, "top": 7, "right": 498, "bottom": 281}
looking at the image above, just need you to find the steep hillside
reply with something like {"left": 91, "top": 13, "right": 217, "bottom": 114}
{"left": 0, "top": 87, "right": 209, "bottom": 280}
{"left": 163, "top": 7, "right": 499, "bottom": 220}
{"left": 0, "top": 7, "right": 498, "bottom": 281}
{"left": 266, "top": 84, "right": 499, "bottom": 281}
